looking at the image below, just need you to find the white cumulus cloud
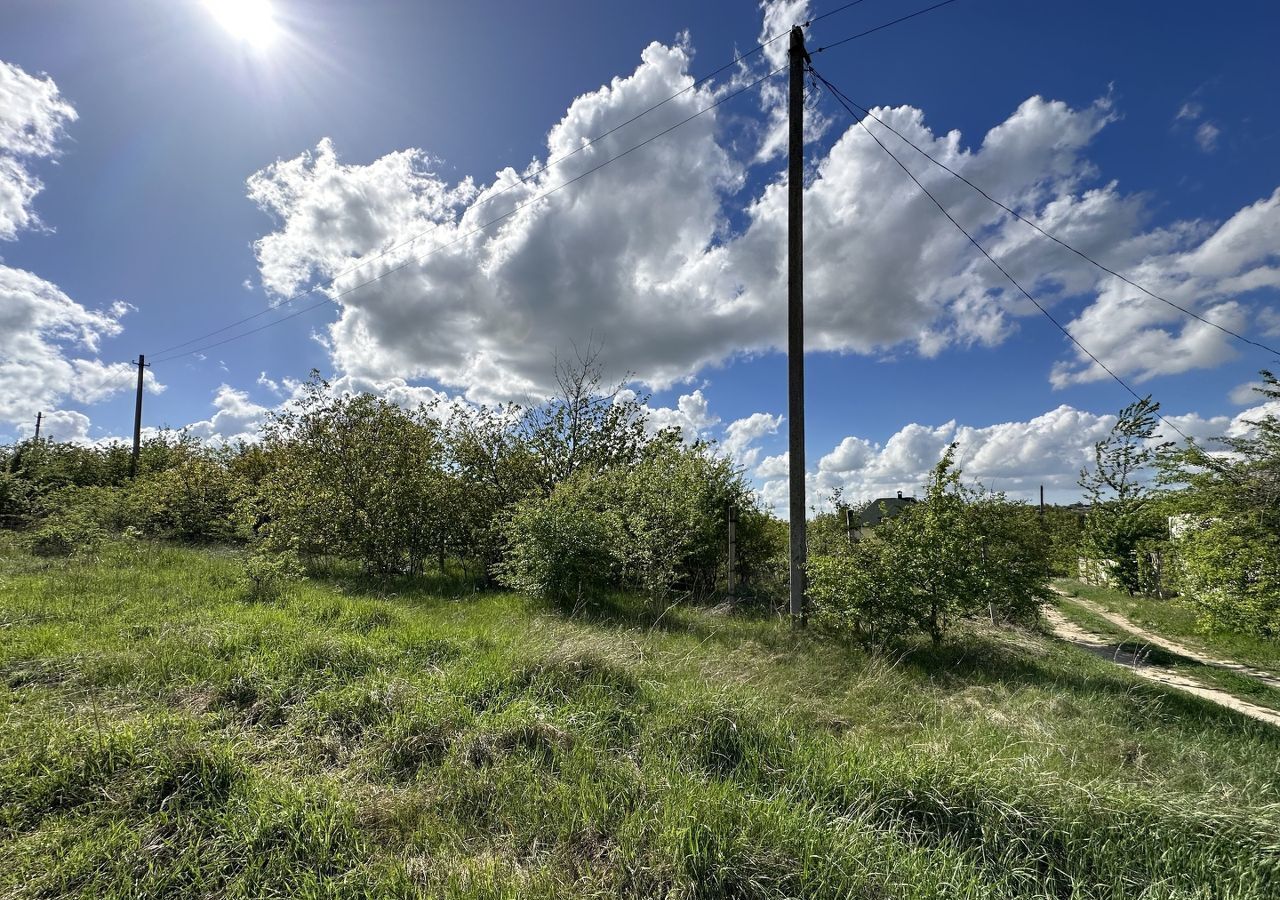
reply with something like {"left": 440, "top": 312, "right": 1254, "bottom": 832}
{"left": 0, "top": 60, "right": 154, "bottom": 440}
{"left": 239, "top": 10, "right": 1277, "bottom": 407}
{"left": 0, "top": 266, "right": 158, "bottom": 428}
{"left": 0, "top": 60, "right": 77, "bottom": 239}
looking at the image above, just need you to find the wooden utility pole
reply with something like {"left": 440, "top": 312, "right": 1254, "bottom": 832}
{"left": 788, "top": 25, "right": 809, "bottom": 623}
{"left": 33, "top": 412, "right": 42, "bottom": 441}
{"left": 130, "top": 355, "right": 148, "bottom": 478}
{"left": 1039, "top": 485, "right": 1045, "bottom": 520}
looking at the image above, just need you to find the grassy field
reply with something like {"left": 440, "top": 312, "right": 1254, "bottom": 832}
{"left": 2, "top": 540, "right": 1279, "bottom": 899}
{"left": 1056, "top": 578, "right": 1280, "bottom": 672}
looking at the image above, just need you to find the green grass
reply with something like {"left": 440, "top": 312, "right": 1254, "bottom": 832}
{"left": 2, "top": 539, "right": 1278, "bottom": 898}
{"left": 1056, "top": 578, "right": 1280, "bottom": 672}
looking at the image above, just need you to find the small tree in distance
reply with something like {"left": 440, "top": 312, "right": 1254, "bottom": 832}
{"left": 1079, "top": 395, "right": 1172, "bottom": 595}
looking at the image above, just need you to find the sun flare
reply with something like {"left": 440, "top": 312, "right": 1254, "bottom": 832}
{"left": 203, "top": 0, "right": 280, "bottom": 49}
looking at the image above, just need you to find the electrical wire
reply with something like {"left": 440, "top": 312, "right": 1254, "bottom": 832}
{"left": 810, "top": 78, "right": 1280, "bottom": 359}
{"left": 809, "top": 63, "right": 1209, "bottom": 450}
{"left": 804, "top": 0, "right": 875, "bottom": 27}
{"left": 152, "top": 62, "right": 789, "bottom": 364}
{"left": 812, "top": 0, "right": 964, "bottom": 53}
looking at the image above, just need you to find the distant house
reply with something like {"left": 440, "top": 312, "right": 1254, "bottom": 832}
{"left": 848, "top": 491, "right": 917, "bottom": 542}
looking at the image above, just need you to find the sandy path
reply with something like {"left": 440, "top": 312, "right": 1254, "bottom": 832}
{"left": 1051, "top": 589, "right": 1280, "bottom": 689}
{"left": 1042, "top": 605, "right": 1280, "bottom": 729}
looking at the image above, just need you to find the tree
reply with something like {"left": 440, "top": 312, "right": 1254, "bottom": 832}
{"left": 1159, "top": 371, "right": 1280, "bottom": 634}
{"left": 1079, "top": 396, "right": 1172, "bottom": 594}
{"left": 524, "top": 344, "right": 651, "bottom": 492}
{"left": 443, "top": 401, "right": 541, "bottom": 581}
{"left": 259, "top": 375, "right": 452, "bottom": 575}
{"left": 810, "top": 445, "right": 1051, "bottom": 647}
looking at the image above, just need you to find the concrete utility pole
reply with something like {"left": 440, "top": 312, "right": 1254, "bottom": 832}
{"left": 130, "top": 355, "right": 148, "bottom": 478}
{"left": 788, "top": 25, "right": 810, "bottom": 623}
{"left": 34, "top": 412, "right": 42, "bottom": 441}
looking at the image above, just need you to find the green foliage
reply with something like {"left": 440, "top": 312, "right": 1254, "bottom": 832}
{"left": 238, "top": 547, "right": 304, "bottom": 603}
{"left": 127, "top": 458, "right": 243, "bottom": 541}
{"left": 809, "top": 540, "right": 912, "bottom": 649}
{"left": 27, "top": 513, "right": 106, "bottom": 558}
{"left": 0, "top": 431, "right": 204, "bottom": 537}
{"left": 495, "top": 471, "right": 621, "bottom": 603}
{"left": 811, "top": 445, "right": 1052, "bottom": 647}
{"left": 259, "top": 375, "right": 453, "bottom": 575}
{"left": 1158, "top": 372, "right": 1280, "bottom": 636}
{"left": 1041, "top": 505, "right": 1086, "bottom": 576}
{"left": 497, "top": 435, "right": 762, "bottom": 606}
{"left": 442, "top": 401, "right": 542, "bottom": 579}
{"left": 611, "top": 434, "right": 755, "bottom": 601}
{"left": 524, "top": 346, "right": 654, "bottom": 490}
{"left": 0, "top": 470, "right": 36, "bottom": 530}
{"left": 1079, "top": 396, "right": 1171, "bottom": 594}
{"left": 1172, "top": 519, "right": 1280, "bottom": 637}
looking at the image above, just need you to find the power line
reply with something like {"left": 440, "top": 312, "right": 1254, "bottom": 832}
{"left": 808, "top": 64, "right": 1206, "bottom": 449}
{"left": 805, "top": 0, "right": 875, "bottom": 27}
{"left": 810, "top": 79, "right": 1280, "bottom": 359}
{"left": 812, "top": 0, "right": 964, "bottom": 53}
{"left": 152, "top": 63, "right": 790, "bottom": 364}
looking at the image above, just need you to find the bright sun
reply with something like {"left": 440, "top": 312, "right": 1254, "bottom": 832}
{"left": 203, "top": 0, "right": 280, "bottom": 49}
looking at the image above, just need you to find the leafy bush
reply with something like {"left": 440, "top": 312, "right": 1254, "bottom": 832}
{"left": 1173, "top": 520, "right": 1280, "bottom": 637}
{"left": 495, "top": 473, "right": 620, "bottom": 604}
{"left": 238, "top": 547, "right": 304, "bottom": 602}
{"left": 1160, "top": 371, "right": 1280, "bottom": 636}
{"left": 28, "top": 513, "right": 106, "bottom": 558}
{"left": 497, "top": 435, "right": 762, "bottom": 606}
{"left": 126, "top": 458, "right": 242, "bottom": 541}
{"left": 810, "top": 445, "right": 1052, "bottom": 647}
{"left": 259, "top": 377, "right": 454, "bottom": 575}
{"left": 609, "top": 434, "right": 751, "bottom": 601}
{"left": 809, "top": 542, "right": 912, "bottom": 649}
{"left": 0, "top": 470, "right": 36, "bottom": 530}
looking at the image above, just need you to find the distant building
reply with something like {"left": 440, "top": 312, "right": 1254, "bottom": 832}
{"left": 1168, "top": 513, "right": 1216, "bottom": 540}
{"left": 848, "top": 491, "right": 917, "bottom": 542}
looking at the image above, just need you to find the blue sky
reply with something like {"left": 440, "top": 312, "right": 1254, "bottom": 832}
{"left": 2, "top": 0, "right": 1278, "bottom": 508}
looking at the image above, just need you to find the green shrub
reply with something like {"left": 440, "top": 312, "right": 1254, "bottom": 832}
{"left": 810, "top": 445, "right": 1051, "bottom": 647}
{"left": 27, "top": 514, "right": 106, "bottom": 558}
{"left": 38, "top": 484, "right": 128, "bottom": 531}
{"left": 809, "top": 544, "right": 913, "bottom": 650}
{"left": 126, "top": 458, "right": 242, "bottom": 542}
{"left": 258, "top": 378, "right": 454, "bottom": 575}
{"left": 1173, "top": 520, "right": 1280, "bottom": 637}
{"left": 495, "top": 474, "right": 620, "bottom": 604}
{"left": 496, "top": 435, "right": 763, "bottom": 606}
{"left": 238, "top": 547, "right": 304, "bottom": 602}
{"left": 0, "top": 469, "right": 36, "bottom": 530}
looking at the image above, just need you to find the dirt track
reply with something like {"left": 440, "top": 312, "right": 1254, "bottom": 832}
{"left": 1055, "top": 591, "right": 1280, "bottom": 689}
{"left": 1043, "top": 603, "right": 1280, "bottom": 729}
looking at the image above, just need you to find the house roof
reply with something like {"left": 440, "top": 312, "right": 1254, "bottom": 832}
{"left": 856, "top": 496, "right": 917, "bottom": 527}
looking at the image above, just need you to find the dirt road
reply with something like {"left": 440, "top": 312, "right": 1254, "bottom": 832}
{"left": 1042, "top": 603, "right": 1280, "bottom": 729}
{"left": 1054, "top": 590, "right": 1280, "bottom": 689}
